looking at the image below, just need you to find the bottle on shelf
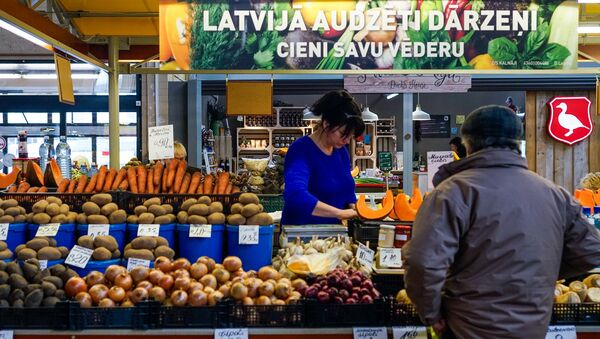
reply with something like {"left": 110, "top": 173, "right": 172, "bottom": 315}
{"left": 56, "top": 136, "right": 72, "bottom": 179}
{"left": 38, "top": 135, "right": 54, "bottom": 173}
{"left": 18, "top": 130, "right": 28, "bottom": 158}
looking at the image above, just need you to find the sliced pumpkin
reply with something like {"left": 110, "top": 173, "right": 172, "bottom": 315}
{"left": 356, "top": 190, "right": 394, "bottom": 220}
{"left": 409, "top": 188, "right": 423, "bottom": 210}
{"left": 0, "top": 167, "right": 21, "bottom": 189}
{"left": 382, "top": 193, "right": 399, "bottom": 220}
{"left": 594, "top": 191, "right": 600, "bottom": 206}
{"left": 350, "top": 166, "right": 360, "bottom": 178}
{"left": 26, "top": 160, "right": 44, "bottom": 187}
{"left": 394, "top": 193, "right": 417, "bottom": 222}
{"left": 43, "top": 159, "right": 63, "bottom": 188}
{"left": 576, "top": 189, "right": 596, "bottom": 208}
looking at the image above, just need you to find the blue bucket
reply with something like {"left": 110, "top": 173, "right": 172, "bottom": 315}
{"left": 27, "top": 224, "right": 76, "bottom": 249}
{"left": 176, "top": 224, "right": 225, "bottom": 263}
{"left": 126, "top": 224, "right": 176, "bottom": 248}
{"left": 77, "top": 224, "right": 127, "bottom": 252}
{"left": 226, "top": 225, "right": 274, "bottom": 271}
{"left": 69, "top": 258, "right": 121, "bottom": 277}
{"left": 4, "top": 223, "right": 27, "bottom": 255}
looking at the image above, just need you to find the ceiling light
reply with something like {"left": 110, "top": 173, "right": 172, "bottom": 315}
{"left": 386, "top": 93, "right": 399, "bottom": 100}
{"left": 412, "top": 93, "right": 431, "bottom": 121}
{"left": 362, "top": 94, "right": 379, "bottom": 121}
{"left": 0, "top": 19, "right": 52, "bottom": 50}
{"left": 302, "top": 106, "right": 319, "bottom": 120}
{"left": 0, "top": 73, "right": 21, "bottom": 79}
{"left": 21, "top": 73, "right": 99, "bottom": 80}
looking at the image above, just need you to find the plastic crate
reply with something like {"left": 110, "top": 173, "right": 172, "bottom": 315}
{"left": 0, "top": 302, "right": 70, "bottom": 329}
{"left": 228, "top": 302, "right": 305, "bottom": 327}
{"left": 372, "top": 273, "right": 404, "bottom": 297}
{"left": 552, "top": 303, "right": 600, "bottom": 325}
{"left": 0, "top": 192, "right": 106, "bottom": 213}
{"left": 122, "top": 192, "right": 240, "bottom": 214}
{"left": 68, "top": 301, "right": 159, "bottom": 330}
{"left": 304, "top": 299, "right": 386, "bottom": 327}
{"left": 258, "top": 194, "right": 284, "bottom": 213}
{"left": 158, "top": 305, "right": 227, "bottom": 328}
{"left": 349, "top": 220, "right": 413, "bottom": 250}
{"left": 387, "top": 300, "right": 423, "bottom": 326}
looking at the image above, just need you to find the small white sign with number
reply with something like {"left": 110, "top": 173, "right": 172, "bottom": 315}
{"left": 148, "top": 124, "right": 174, "bottom": 161}
{"left": 87, "top": 224, "right": 110, "bottom": 238}
{"left": 545, "top": 326, "right": 576, "bottom": 339}
{"left": 380, "top": 248, "right": 403, "bottom": 268}
{"left": 189, "top": 224, "right": 212, "bottom": 238}
{"left": 0, "top": 330, "right": 13, "bottom": 339}
{"left": 356, "top": 243, "right": 375, "bottom": 268}
{"left": 0, "top": 223, "right": 8, "bottom": 241}
{"left": 39, "top": 260, "right": 48, "bottom": 270}
{"left": 353, "top": 327, "right": 387, "bottom": 339}
{"left": 137, "top": 224, "right": 160, "bottom": 237}
{"left": 127, "top": 258, "right": 151, "bottom": 272}
{"left": 214, "top": 328, "right": 248, "bottom": 339}
{"left": 393, "top": 326, "right": 428, "bottom": 339}
{"left": 65, "top": 245, "right": 93, "bottom": 269}
{"left": 238, "top": 225, "right": 259, "bottom": 245}
{"left": 35, "top": 223, "right": 60, "bottom": 237}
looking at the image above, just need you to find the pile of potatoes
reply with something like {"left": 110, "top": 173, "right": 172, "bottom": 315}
{"left": 27, "top": 197, "right": 76, "bottom": 225}
{"left": 177, "top": 196, "right": 226, "bottom": 225}
{"left": 127, "top": 198, "right": 176, "bottom": 225}
{"left": 0, "top": 199, "right": 27, "bottom": 224}
{"left": 0, "top": 241, "right": 12, "bottom": 260}
{"left": 124, "top": 236, "right": 175, "bottom": 261}
{"left": 77, "top": 194, "right": 127, "bottom": 225}
{"left": 0, "top": 260, "right": 77, "bottom": 307}
{"left": 16, "top": 237, "right": 69, "bottom": 261}
{"left": 76, "top": 235, "right": 121, "bottom": 261}
{"left": 227, "top": 193, "right": 273, "bottom": 226}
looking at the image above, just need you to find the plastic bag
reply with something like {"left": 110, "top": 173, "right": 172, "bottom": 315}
{"left": 242, "top": 157, "right": 270, "bottom": 172}
{"left": 286, "top": 247, "right": 348, "bottom": 276}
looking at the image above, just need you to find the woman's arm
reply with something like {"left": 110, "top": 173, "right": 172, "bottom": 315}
{"left": 312, "top": 201, "right": 357, "bottom": 220}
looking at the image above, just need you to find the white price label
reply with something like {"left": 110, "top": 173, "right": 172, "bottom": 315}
{"left": 39, "top": 260, "right": 48, "bottom": 270}
{"left": 148, "top": 125, "right": 174, "bottom": 161}
{"left": 545, "top": 326, "right": 576, "bottom": 339}
{"left": 0, "top": 330, "right": 13, "bottom": 339}
{"left": 356, "top": 243, "right": 375, "bottom": 268}
{"left": 0, "top": 223, "right": 8, "bottom": 241}
{"left": 137, "top": 224, "right": 160, "bottom": 237}
{"left": 353, "top": 327, "right": 387, "bottom": 339}
{"left": 127, "top": 258, "right": 151, "bottom": 272}
{"left": 238, "top": 225, "right": 259, "bottom": 245}
{"left": 214, "top": 328, "right": 248, "bottom": 339}
{"left": 393, "top": 326, "right": 427, "bottom": 339}
{"left": 380, "top": 248, "right": 403, "bottom": 268}
{"left": 64, "top": 245, "right": 93, "bottom": 269}
{"left": 87, "top": 224, "right": 110, "bottom": 238}
{"left": 189, "top": 224, "right": 212, "bottom": 238}
{"left": 35, "top": 223, "right": 60, "bottom": 237}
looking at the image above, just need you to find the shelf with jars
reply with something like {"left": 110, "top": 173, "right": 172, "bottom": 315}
{"left": 350, "top": 117, "right": 396, "bottom": 172}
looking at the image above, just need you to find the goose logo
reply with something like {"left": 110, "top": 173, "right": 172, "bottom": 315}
{"left": 547, "top": 97, "right": 593, "bottom": 145}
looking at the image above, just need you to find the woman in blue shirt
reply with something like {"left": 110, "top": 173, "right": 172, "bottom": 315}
{"left": 282, "top": 90, "right": 365, "bottom": 225}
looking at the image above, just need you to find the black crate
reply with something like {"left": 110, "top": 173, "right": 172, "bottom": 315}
{"left": 158, "top": 305, "right": 227, "bottom": 328}
{"left": 387, "top": 300, "right": 423, "bottom": 326}
{"left": 122, "top": 192, "right": 240, "bottom": 214}
{"left": 68, "top": 301, "right": 159, "bottom": 330}
{"left": 304, "top": 299, "right": 386, "bottom": 327}
{"left": 0, "top": 302, "right": 70, "bottom": 329}
{"left": 0, "top": 192, "right": 107, "bottom": 213}
{"left": 372, "top": 273, "right": 404, "bottom": 297}
{"left": 227, "top": 302, "right": 305, "bottom": 328}
{"left": 552, "top": 303, "right": 600, "bottom": 325}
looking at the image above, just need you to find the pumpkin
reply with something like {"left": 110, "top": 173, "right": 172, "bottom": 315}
{"left": 409, "top": 188, "right": 423, "bottom": 210}
{"left": 0, "top": 167, "right": 21, "bottom": 189}
{"left": 350, "top": 166, "right": 359, "bottom": 178}
{"left": 165, "top": 2, "right": 191, "bottom": 70}
{"left": 26, "top": 160, "right": 44, "bottom": 187}
{"left": 382, "top": 193, "right": 398, "bottom": 220}
{"left": 394, "top": 194, "right": 417, "bottom": 222}
{"left": 576, "top": 189, "right": 596, "bottom": 208}
{"left": 594, "top": 191, "right": 599, "bottom": 206}
{"left": 356, "top": 190, "right": 394, "bottom": 220}
{"left": 159, "top": 2, "right": 173, "bottom": 62}
{"left": 43, "top": 158, "right": 63, "bottom": 188}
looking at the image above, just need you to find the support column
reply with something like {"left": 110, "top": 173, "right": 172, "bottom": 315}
{"left": 402, "top": 93, "right": 413, "bottom": 195}
{"left": 187, "top": 77, "right": 203, "bottom": 168}
{"left": 108, "top": 36, "right": 120, "bottom": 168}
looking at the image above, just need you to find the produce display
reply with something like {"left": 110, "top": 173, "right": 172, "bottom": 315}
{"left": 123, "top": 236, "right": 175, "bottom": 261}
{"left": 226, "top": 193, "right": 273, "bottom": 225}
{"left": 16, "top": 237, "right": 69, "bottom": 261}
{"left": 555, "top": 274, "right": 600, "bottom": 303}
{"left": 127, "top": 197, "right": 176, "bottom": 225}
{"left": 77, "top": 194, "right": 127, "bottom": 225}
{"left": 356, "top": 189, "right": 423, "bottom": 222}
{"left": 0, "top": 168, "right": 21, "bottom": 190}
{"left": 26, "top": 197, "right": 76, "bottom": 224}
{"left": 0, "top": 198, "right": 27, "bottom": 224}
{"left": 0, "top": 241, "right": 12, "bottom": 260}
{"left": 176, "top": 196, "right": 226, "bottom": 225}
{"left": 76, "top": 235, "right": 121, "bottom": 261}
{"left": 301, "top": 267, "right": 380, "bottom": 304}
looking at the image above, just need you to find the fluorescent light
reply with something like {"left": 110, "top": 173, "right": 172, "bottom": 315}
{"left": 579, "top": 0, "right": 600, "bottom": 3}
{"left": 22, "top": 73, "right": 99, "bottom": 79}
{"left": 72, "top": 73, "right": 99, "bottom": 79}
{"left": 578, "top": 26, "right": 600, "bottom": 34}
{"left": 0, "top": 19, "right": 52, "bottom": 50}
{"left": 386, "top": 93, "right": 399, "bottom": 100}
{"left": 0, "top": 73, "right": 21, "bottom": 79}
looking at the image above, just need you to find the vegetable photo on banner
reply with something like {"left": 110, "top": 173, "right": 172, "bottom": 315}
{"left": 244, "top": 2, "right": 291, "bottom": 70}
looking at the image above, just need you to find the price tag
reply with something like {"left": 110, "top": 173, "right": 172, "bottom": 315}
{"left": 238, "top": 225, "right": 259, "bottom": 245}
{"left": 127, "top": 258, "right": 151, "bottom": 272}
{"left": 189, "top": 224, "right": 212, "bottom": 238}
{"left": 393, "top": 326, "right": 427, "bottom": 339}
{"left": 545, "top": 326, "right": 576, "bottom": 339}
{"left": 380, "top": 248, "right": 403, "bottom": 268}
{"left": 214, "top": 328, "right": 248, "bottom": 339}
{"left": 137, "top": 224, "right": 160, "bottom": 237}
{"left": 353, "top": 327, "right": 387, "bottom": 339}
{"left": 64, "top": 245, "right": 93, "bottom": 269}
{"left": 87, "top": 224, "right": 110, "bottom": 238}
{"left": 35, "top": 223, "right": 60, "bottom": 237}
{"left": 39, "top": 260, "right": 48, "bottom": 270}
{"left": 0, "top": 330, "right": 13, "bottom": 339}
{"left": 0, "top": 223, "right": 8, "bottom": 241}
{"left": 148, "top": 124, "right": 174, "bottom": 161}
{"left": 356, "top": 243, "right": 374, "bottom": 268}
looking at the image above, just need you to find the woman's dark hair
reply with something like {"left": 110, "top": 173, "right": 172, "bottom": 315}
{"left": 449, "top": 137, "right": 467, "bottom": 158}
{"left": 311, "top": 90, "right": 365, "bottom": 138}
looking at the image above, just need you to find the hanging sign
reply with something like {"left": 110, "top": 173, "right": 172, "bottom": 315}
{"left": 148, "top": 125, "right": 174, "bottom": 160}
{"left": 547, "top": 97, "right": 593, "bottom": 145}
{"left": 427, "top": 151, "right": 454, "bottom": 190}
{"left": 345, "top": 74, "right": 471, "bottom": 93}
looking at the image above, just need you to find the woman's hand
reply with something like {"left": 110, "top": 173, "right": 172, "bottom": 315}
{"left": 337, "top": 208, "right": 358, "bottom": 220}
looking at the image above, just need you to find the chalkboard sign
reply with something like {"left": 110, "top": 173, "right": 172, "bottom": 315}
{"left": 378, "top": 152, "right": 392, "bottom": 172}
{"left": 419, "top": 115, "right": 451, "bottom": 138}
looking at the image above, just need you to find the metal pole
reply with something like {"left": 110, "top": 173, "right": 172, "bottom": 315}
{"left": 108, "top": 36, "right": 120, "bottom": 168}
{"left": 402, "top": 93, "right": 413, "bottom": 195}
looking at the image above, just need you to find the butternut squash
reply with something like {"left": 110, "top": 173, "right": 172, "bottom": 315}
{"left": 409, "top": 188, "right": 423, "bottom": 210}
{"left": 394, "top": 194, "right": 417, "bottom": 222}
{"left": 43, "top": 159, "right": 63, "bottom": 188}
{"left": 26, "top": 160, "right": 44, "bottom": 187}
{"left": 0, "top": 167, "right": 20, "bottom": 189}
{"left": 356, "top": 190, "right": 394, "bottom": 220}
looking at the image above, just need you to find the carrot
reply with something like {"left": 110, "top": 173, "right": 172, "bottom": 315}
{"left": 196, "top": 173, "right": 204, "bottom": 194}
{"left": 27, "top": 187, "right": 39, "bottom": 193}
{"left": 188, "top": 172, "right": 202, "bottom": 194}
{"left": 137, "top": 166, "right": 147, "bottom": 194}
{"left": 95, "top": 165, "right": 108, "bottom": 192}
{"left": 173, "top": 160, "right": 187, "bottom": 193}
{"left": 203, "top": 174, "right": 214, "bottom": 195}
{"left": 7, "top": 185, "right": 17, "bottom": 193}
{"left": 231, "top": 186, "right": 241, "bottom": 193}
{"left": 75, "top": 175, "right": 88, "bottom": 193}
{"left": 85, "top": 174, "right": 98, "bottom": 193}
{"left": 166, "top": 159, "right": 179, "bottom": 189}
{"left": 111, "top": 168, "right": 127, "bottom": 190}
{"left": 153, "top": 161, "right": 163, "bottom": 186}
{"left": 145, "top": 168, "right": 153, "bottom": 194}
{"left": 17, "top": 182, "right": 30, "bottom": 192}
{"left": 168, "top": 186, "right": 174, "bottom": 194}
{"left": 67, "top": 179, "right": 77, "bottom": 193}
{"left": 103, "top": 168, "right": 117, "bottom": 192}
{"left": 225, "top": 182, "right": 233, "bottom": 194}
{"left": 57, "top": 178, "right": 70, "bottom": 193}
{"left": 118, "top": 179, "right": 129, "bottom": 190}
{"left": 38, "top": 186, "right": 48, "bottom": 193}
{"left": 179, "top": 173, "right": 191, "bottom": 194}
{"left": 127, "top": 167, "right": 138, "bottom": 193}
{"left": 216, "top": 172, "right": 230, "bottom": 194}
{"left": 161, "top": 166, "right": 168, "bottom": 193}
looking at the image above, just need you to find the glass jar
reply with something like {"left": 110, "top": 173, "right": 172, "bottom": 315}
{"left": 394, "top": 226, "right": 412, "bottom": 248}
{"left": 378, "top": 225, "right": 396, "bottom": 248}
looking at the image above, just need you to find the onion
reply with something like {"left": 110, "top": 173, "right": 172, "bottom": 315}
{"left": 172, "top": 258, "right": 191, "bottom": 271}
{"left": 65, "top": 277, "right": 88, "bottom": 297}
{"left": 98, "top": 298, "right": 116, "bottom": 308}
{"left": 148, "top": 269, "right": 165, "bottom": 285}
{"left": 190, "top": 263, "right": 208, "bottom": 280}
{"left": 158, "top": 274, "right": 174, "bottom": 291}
{"left": 255, "top": 296, "right": 271, "bottom": 305}
{"left": 75, "top": 292, "right": 92, "bottom": 308}
{"left": 199, "top": 274, "right": 217, "bottom": 290}
{"left": 155, "top": 256, "right": 172, "bottom": 272}
{"left": 85, "top": 271, "right": 106, "bottom": 287}
{"left": 130, "top": 266, "right": 149, "bottom": 284}
{"left": 188, "top": 290, "right": 207, "bottom": 306}
{"left": 174, "top": 277, "right": 191, "bottom": 291}
{"left": 105, "top": 265, "right": 126, "bottom": 282}
{"left": 242, "top": 297, "right": 254, "bottom": 305}
{"left": 114, "top": 273, "right": 133, "bottom": 291}
{"left": 89, "top": 284, "right": 109, "bottom": 304}
{"left": 212, "top": 268, "right": 230, "bottom": 284}
{"left": 207, "top": 291, "right": 224, "bottom": 306}
{"left": 171, "top": 290, "right": 188, "bottom": 307}
{"left": 230, "top": 282, "right": 248, "bottom": 300}
{"left": 258, "top": 282, "right": 275, "bottom": 297}
{"left": 222, "top": 256, "right": 242, "bottom": 272}
{"left": 137, "top": 280, "right": 154, "bottom": 292}
{"left": 149, "top": 286, "right": 167, "bottom": 303}
{"left": 188, "top": 281, "right": 204, "bottom": 293}
{"left": 258, "top": 267, "right": 279, "bottom": 281}
{"left": 108, "top": 286, "right": 126, "bottom": 303}
{"left": 130, "top": 287, "right": 149, "bottom": 304}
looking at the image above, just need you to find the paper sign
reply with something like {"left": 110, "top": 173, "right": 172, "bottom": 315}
{"left": 393, "top": 326, "right": 428, "bottom": 339}
{"left": 127, "top": 258, "right": 151, "bottom": 271}
{"left": 238, "top": 226, "right": 259, "bottom": 245}
{"left": 0, "top": 224, "right": 8, "bottom": 241}
{"left": 148, "top": 125, "right": 174, "bottom": 160}
{"left": 0, "top": 330, "right": 14, "bottom": 339}
{"left": 87, "top": 224, "right": 110, "bottom": 238}
{"left": 64, "top": 245, "right": 93, "bottom": 269}
{"left": 137, "top": 224, "right": 160, "bottom": 237}
{"left": 353, "top": 327, "right": 387, "bottom": 339}
{"left": 190, "top": 224, "right": 212, "bottom": 238}
{"left": 427, "top": 151, "right": 455, "bottom": 190}
{"left": 39, "top": 260, "right": 48, "bottom": 270}
{"left": 35, "top": 224, "right": 60, "bottom": 237}
{"left": 380, "top": 248, "right": 403, "bottom": 268}
{"left": 545, "top": 326, "right": 576, "bottom": 339}
{"left": 214, "top": 328, "right": 248, "bottom": 339}
{"left": 356, "top": 243, "right": 374, "bottom": 268}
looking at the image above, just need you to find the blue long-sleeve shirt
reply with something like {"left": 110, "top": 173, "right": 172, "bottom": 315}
{"left": 281, "top": 136, "right": 357, "bottom": 225}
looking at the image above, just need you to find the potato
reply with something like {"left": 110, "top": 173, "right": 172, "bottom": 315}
{"left": 77, "top": 235, "right": 94, "bottom": 249}
{"left": 143, "top": 197, "right": 161, "bottom": 208}
{"left": 4, "top": 207, "right": 21, "bottom": 217}
{"left": 58, "top": 247, "right": 69, "bottom": 259}
{"left": 58, "top": 204, "right": 70, "bottom": 215}
{"left": 230, "top": 203, "right": 243, "bottom": 215}
{"left": 46, "top": 237, "right": 57, "bottom": 247}
{"left": 0, "top": 249, "right": 12, "bottom": 260}
{"left": 26, "top": 213, "right": 33, "bottom": 224}
{"left": 43, "top": 296, "right": 60, "bottom": 306}
{"left": 60, "top": 269, "right": 77, "bottom": 283}
{"left": 131, "top": 237, "right": 157, "bottom": 250}
{"left": 22, "top": 262, "right": 38, "bottom": 280}
{"left": 82, "top": 202, "right": 101, "bottom": 216}
{"left": 1, "top": 199, "right": 19, "bottom": 209}
{"left": 24, "top": 289, "right": 44, "bottom": 307}
{"left": 127, "top": 215, "right": 139, "bottom": 224}
{"left": 180, "top": 199, "right": 197, "bottom": 212}
{"left": 197, "top": 196, "right": 212, "bottom": 205}
{"left": 0, "top": 271, "right": 8, "bottom": 284}
{"left": 50, "top": 214, "right": 66, "bottom": 224}
{"left": 24, "top": 283, "right": 41, "bottom": 295}
{"left": 112, "top": 249, "right": 121, "bottom": 259}
{"left": 148, "top": 204, "right": 167, "bottom": 217}
{"left": 188, "top": 204, "right": 209, "bottom": 216}
{"left": 15, "top": 244, "right": 25, "bottom": 254}
{"left": 101, "top": 203, "right": 118, "bottom": 216}
{"left": 6, "top": 262, "right": 22, "bottom": 275}
{"left": 18, "top": 206, "right": 26, "bottom": 215}
{"left": 0, "top": 284, "right": 9, "bottom": 299}
{"left": 13, "top": 214, "right": 26, "bottom": 223}
{"left": 0, "top": 215, "right": 14, "bottom": 224}
{"left": 8, "top": 274, "right": 28, "bottom": 290}
{"left": 239, "top": 193, "right": 259, "bottom": 205}
{"left": 208, "top": 202, "right": 223, "bottom": 214}
{"left": 109, "top": 210, "right": 127, "bottom": 224}
{"left": 91, "top": 193, "right": 112, "bottom": 206}
{"left": 0, "top": 241, "right": 6, "bottom": 251}
{"left": 207, "top": 213, "right": 226, "bottom": 225}
{"left": 92, "top": 247, "right": 112, "bottom": 261}
{"left": 155, "top": 236, "right": 169, "bottom": 247}
{"left": 154, "top": 245, "right": 174, "bottom": 260}
{"left": 134, "top": 205, "right": 148, "bottom": 216}
{"left": 94, "top": 236, "right": 118, "bottom": 252}
{"left": 154, "top": 215, "right": 171, "bottom": 225}
{"left": 37, "top": 247, "right": 62, "bottom": 260}
{"left": 124, "top": 249, "right": 154, "bottom": 261}
{"left": 65, "top": 212, "right": 77, "bottom": 224}
{"left": 87, "top": 215, "right": 110, "bottom": 225}
{"left": 9, "top": 288, "right": 24, "bottom": 303}
{"left": 41, "top": 281, "right": 57, "bottom": 297}
{"left": 247, "top": 212, "right": 273, "bottom": 226}
{"left": 12, "top": 299, "right": 24, "bottom": 308}
{"left": 32, "top": 213, "right": 51, "bottom": 225}
{"left": 177, "top": 211, "right": 188, "bottom": 224}
{"left": 42, "top": 276, "right": 63, "bottom": 289}
{"left": 241, "top": 204, "right": 260, "bottom": 218}
{"left": 54, "top": 290, "right": 66, "bottom": 300}
{"left": 226, "top": 214, "right": 246, "bottom": 225}
{"left": 0, "top": 209, "right": 4, "bottom": 217}
{"left": 46, "top": 197, "right": 62, "bottom": 205}
{"left": 49, "top": 264, "right": 66, "bottom": 277}
{"left": 76, "top": 213, "right": 87, "bottom": 224}
{"left": 45, "top": 203, "right": 60, "bottom": 217}
{"left": 26, "top": 238, "right": 49, "bottom": 251}
{"left": 17, "top": 248, "right": 37, "bottom": 261}
{"left": 161, "top": 204, "right": 174, "bottom": 214}
{"left": 187, "top": 215, "right": 208, "bottom": 225}
{"left": 137, "top": 213, "right": 155, "bottom": 224}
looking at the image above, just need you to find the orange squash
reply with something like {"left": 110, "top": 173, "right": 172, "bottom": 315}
{"left": 165, "top": 2, "right": 191, "bottom": 70}
{"left": 382, "top": 193, "right": 399, "bottom": 220}
{"left": 26, "top": 160, "right": 44, "bottom": 187}
{"left": 394, "top": 194, "right": 417, "bottom": 222}
{"left": 350, "top": 166, "right": 360, "bottom": 178}
{"left": 0, "top": 167, "right": 20, "bottom": 189}
{"left": 43, "top": 159, "right": 63, "bottom": 188}
{"left": 409, "top": 188, "right": 423, "bottom": 210}
{"left": 594, "top": 191, "right": 600, "bottom": 206}
{"left": 576, "top": 189, "right": 596, "bottom": 208}
{"left": 356, "top": 190, "right": 394, "bottom": 220}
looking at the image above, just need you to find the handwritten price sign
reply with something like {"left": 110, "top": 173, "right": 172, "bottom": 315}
{"left": 127, "top": 258, "right": 151, "bottom": 271}
{"left": 380, "top": 248, "right": 403, "bottom": 268}
{"left": 65, "top": 245, "right": 93, "bottom": 268}
{"left": 39, "top": 260, "right": 48, "bottom": 270}
{"left": 393, "top": 326, "right": 427, "bottom": 339}
{"left": 356, "top": 243, "right": 375, "bottom": 268}
{"left": 137, "top": 224, "right": 160, "bottom": 237}
{"left": 353, "top": 327, "right": 387, "bottom": 339}
{"left": 148, "top": 125, "right": 174, "bottom": 161}
{"left": 189, "top": 224, "right": 212, "bottom": 238}
{"left": 214, "top": 328, "right": 248, "bottom": 339}
{"left": 238, "top": 226, "right": 259, "bottom": 245}
{"left": 87, "top": 224, "right": 110, "bottom": 238}
{"left": 35, "top": 224, "right": 60, "bottom": 237}
{"left": 0, "top": 330, "right": 13, "bottom": 339}
{"left": 0, "top": 224, "right": 8, "bottom": 241}
{"left": 545, "top": 326, "right": 576, "bottom": 339}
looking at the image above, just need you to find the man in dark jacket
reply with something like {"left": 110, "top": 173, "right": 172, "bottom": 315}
{"left": 403, "top": 105, "right": 600, "bottom": 339}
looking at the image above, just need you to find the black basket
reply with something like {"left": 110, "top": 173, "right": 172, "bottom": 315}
{"left": 387, "top": 300, "right": 423, "bottom": 326}
{"left": 0, "top": 192, "right": 109, "bottom": 213}
{"left": 157, "top": 304, "right": 227, "bottom": 328}
{"left": 68, "top": 301, "right": 159, "bottom": 330}
{"left": 122, "top": 192, "right": 240, "bottom": 214}
{"left": 372, "top": 273, "right": 404, "bottom": 297}
{"left": 227, "top": 302, "right": 305, "bottom": 328}
{"left": 552, "top": 303, "right": 600, "bottom": 325}
{"left": 304, "top": 299, "right": 386, "bottom": 327}
{"left": 0, "top": 302, "right": 70, "bottom": 329}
